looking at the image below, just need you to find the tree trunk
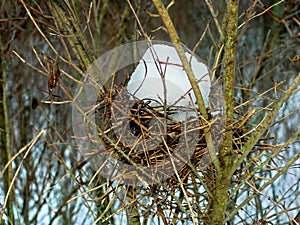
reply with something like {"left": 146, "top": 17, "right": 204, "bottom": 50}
{"left": 0, "top": 34, "right": 14, "bottom": 224}
{"left": 209, "top": 0, "right": 239, "bottom": 224}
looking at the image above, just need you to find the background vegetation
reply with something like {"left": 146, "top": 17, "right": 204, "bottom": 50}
{"left": 0, "top": 0, "right": 299, "bottom": 224}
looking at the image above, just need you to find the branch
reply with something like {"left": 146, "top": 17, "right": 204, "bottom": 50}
{"left": 0, "top": 129, "right": 45, "bottom": 219}
{"left": 207, "top": 1, "right": 239, "bottom": 224}
{"left": 204, "top": 0, "right": 224, "bottom": 40}
{"left": 290, "top": 210, "right": 300, "bottom": 225}
{"left": 152, "top": 0, "right": 220, "bottom": 172}
{"left": 48, "top": 2, "right": 95, "bottom": 68}
{"left": 219, "top": 0, "right": 239, "bottom": 164}
{"left": 225, "top": 128, "right": 300, "bottom": 223}
{"left": 231, "top": 72, "right": 300, "bottom": 175}
{"left": 0, "top": 35, "right": 14, "bottom": 224}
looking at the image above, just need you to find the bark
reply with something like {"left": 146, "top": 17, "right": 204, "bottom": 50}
{"left": 209, "top": 0, "right": 239, "bottom": 224}
{"left": 0, "top": 33, "right": 14, "bottom": 224}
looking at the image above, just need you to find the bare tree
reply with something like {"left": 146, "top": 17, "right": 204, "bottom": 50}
{"left": 0, "top": 0, "right": 299, "bottom": 225}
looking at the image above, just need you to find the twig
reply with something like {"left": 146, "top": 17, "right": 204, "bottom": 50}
{"left": 19, "top": 0, "right": 59, "bottom": 56}
{"left": 232, "top": 72, "right": 300, "bottom": 174}
{"left": 41, "top": 100, "right": 73, "bottom": 104}
{"left": 162, "top": 137, "right": 197, "bottom": 225}
{"left": 151, "top": 0, "right": 220, "bottom": 172}
{"left": 203, "top": 0, "right": 224, "bottom": 40}
{"left": 0, "top": 129, "right": 46, "bottom": 218}
{"left": 226, "top": 129, "right": 300, "bottom": 223}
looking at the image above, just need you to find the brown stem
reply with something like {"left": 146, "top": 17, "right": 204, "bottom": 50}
{"left": 152, "top": 0, "right": 220, "bottom": 172}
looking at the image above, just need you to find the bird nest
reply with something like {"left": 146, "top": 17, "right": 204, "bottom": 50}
{"left": 91, "top": 86, "right": 247, "bottom": 187}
